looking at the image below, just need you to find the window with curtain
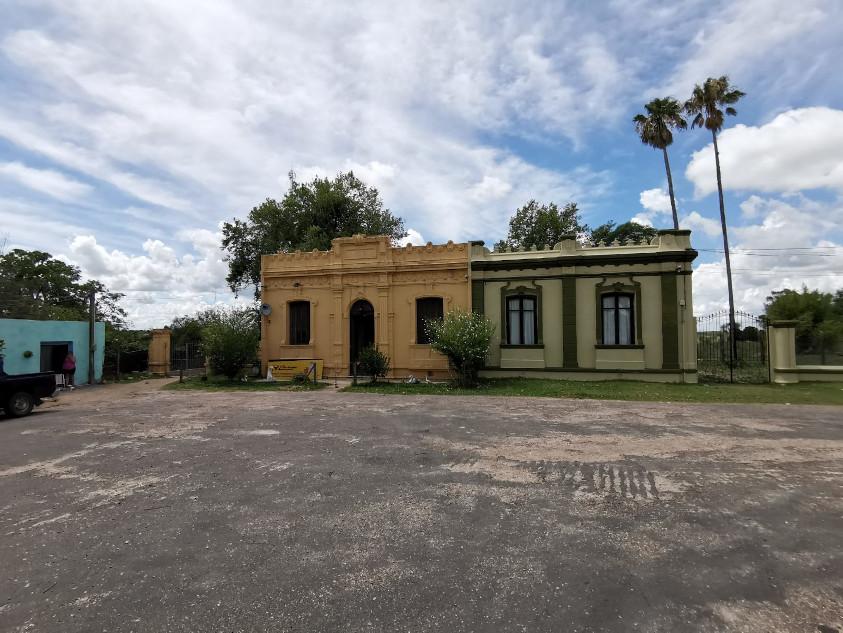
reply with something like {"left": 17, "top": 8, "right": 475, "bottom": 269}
{"left": 601, "top": 293, "right": 634, "bottom": 345}
{"left": 289, "top": 301, "right": 310, "bottom": 345}
{"left": 416, "top": 297, "right": 444, "bottom": 344}
{"left": 506, "top": 295, "right": 537, "bottom": 345}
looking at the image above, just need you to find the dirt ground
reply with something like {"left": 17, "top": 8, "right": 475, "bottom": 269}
{"left": 1, "top": 381, "right": 841, "bottom": 632}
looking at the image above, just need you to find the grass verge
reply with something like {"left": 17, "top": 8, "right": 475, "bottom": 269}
{"left": 163, "top": 377, "right": 326, "bottom": 392}
{"left": 343, "top": 378, "right": 843, "bottom": 405}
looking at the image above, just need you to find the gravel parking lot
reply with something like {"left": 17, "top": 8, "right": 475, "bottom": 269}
{"left": 1, "top": 381, "right": 841, "bottom": 632}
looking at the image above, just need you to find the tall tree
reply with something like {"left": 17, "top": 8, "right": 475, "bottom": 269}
{"left": 590, "top": 221, "right": 658, "bottom": 245}
{"left": 0, "top": 248, "right": 125, "bottom": 325}
{"left": 494, "top": 200, "right": 587, "bottom": 251}
{"left": 633, "top": 97, "right": 686, "bottom": 230}
{"left": 221, "top": 171, "right": 406, "bottom": 298}
{"left": 684, "top": 76, "right": 745, "bottom": 380}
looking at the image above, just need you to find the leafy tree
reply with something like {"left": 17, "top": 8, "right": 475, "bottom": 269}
{"left": 494, "top": 200, "right": 588, "bottom": 251}
{"left": 765, "top": 287, "right": 843, "bottom": 361}
{"left": 633, "top": 97, "right": 687, "bottom": 229}
{"left": 200, "top": 307, "right": 260, "bottom": 380}
{"left": 357, "top": 345, "right": 390, "bottom": 383}
{"left": 169, "top": 311, "right": 218, "bottom": 346}
{"left": 590, "top": 221, "right": 658, "bottom": 245}
{"left": 685, "top": 76, "right": 745, "bottom": 370}
{"left": 222, "top": 171, "right": 406, "bottom": 298}
{"left": 0, "top": 248, "right": 126, "bottom": 326}
{"left": 427, "top": 309, "right": 495, "bottom": 388}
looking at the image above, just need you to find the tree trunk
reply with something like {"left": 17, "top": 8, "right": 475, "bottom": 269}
{"left": 663, "top": 147, "right": 679, "bottom": 230}
{"left": 712, "top": 130, "right": 738, "bottom": 382}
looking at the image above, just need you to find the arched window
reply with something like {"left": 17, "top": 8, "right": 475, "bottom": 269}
{"left": 506, "top": 295, "right": 537, "bottom": 345}
{"left": 288, "top": 301, "right": 310, "bottom": 345}
{"left": 601, "top": 293, "right": 634, "bottom": 345}
{"left": 416, "top": 297, "right": 443, "bottom": 344}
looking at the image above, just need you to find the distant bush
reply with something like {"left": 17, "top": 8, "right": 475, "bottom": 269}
{"left": 427, "top": 309, "right": 495, "bottom": 388}
{"left": 357, "top": 346, "right": 390, "bottom": 383}
{"left": 200, "top": 307, "right": 260, "bottom": 380}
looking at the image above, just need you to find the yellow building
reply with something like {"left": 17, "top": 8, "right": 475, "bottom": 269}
{"left": 260, "top": 229, "right": 698, "bottom": 382}
{"left": 471, "top": 229, "right": 698, "bottom": 382}
{"left": 260, "top": 235, "right": 471, "bottom": 379}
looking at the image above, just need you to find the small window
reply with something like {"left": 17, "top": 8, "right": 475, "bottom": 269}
{"left": 506, "top": 295, "right": 537, "bottom": 345}
{"left": 289, "top": 301, "right": 310, "bottom": 345}
{"left": 416, "top": 297, "right": 444, "bottom": 344}
{"left": 601, "top": 293, "right": 634, "bottom": 345}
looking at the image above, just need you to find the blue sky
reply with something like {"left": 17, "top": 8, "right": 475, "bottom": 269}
{"left": 1, "top": 0, "right": 842, "bottom": 327}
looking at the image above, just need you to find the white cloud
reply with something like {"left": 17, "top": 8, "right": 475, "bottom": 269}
{"left": 0, "top": 161, "right": 91, "bottom": 201}
{"left": 632, "top": 188, "right": 673, "bottom": 227}
{"left": 692, "top": 195, "right": 843, "bottom": 315}
{"left": 681, "top": 211, "right": 721, "bottom": 237}
{"left": 686, "top": 108, "right": 843, "bottom": 197}
{"left": 60, "top": 232, "right": 238, "bottom": 328}
{"left": 398, "top": 229, "right": 426, "bottom": 247}
{"left": 659, "top": 0, "right": 828, "bottom": 97}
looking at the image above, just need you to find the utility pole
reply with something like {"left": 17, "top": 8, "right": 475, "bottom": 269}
{"left": 88, "top": 290, "right": 96, "bottom": 385}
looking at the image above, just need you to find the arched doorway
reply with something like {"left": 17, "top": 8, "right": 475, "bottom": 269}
{"left": 349, "top": 299, "right": 375, "bottom": 367}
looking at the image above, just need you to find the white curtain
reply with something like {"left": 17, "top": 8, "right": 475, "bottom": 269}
{"left": 508, "top": 298, "right": 521, "bottom": 344}
{"left": 522, "top": 298, "right": 536, "bottom": 344}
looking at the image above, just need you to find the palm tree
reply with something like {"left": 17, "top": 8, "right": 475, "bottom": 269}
{"left": 633, "top": 97, "right": 687, "bottom": 229}
{"left": 684, "top": 76, "right": 746, "bottom": 381}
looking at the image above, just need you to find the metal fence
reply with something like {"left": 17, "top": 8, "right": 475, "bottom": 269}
{"left": 170, "top": 342, "right": 205, "bottom": 374}
{"left": 696, "top": 310, "right": 769, "bottom": 383}
{"left": 795, "top": 330, "right": 843, "bottom": 366}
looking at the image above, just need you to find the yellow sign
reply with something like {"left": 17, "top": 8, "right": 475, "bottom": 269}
{"left": 267, "top": 359, "right": 323, "bottom": 380}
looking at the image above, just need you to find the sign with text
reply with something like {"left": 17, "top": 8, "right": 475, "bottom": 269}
{"left": 267, "top": 359, "right": 323, "bottom": 380}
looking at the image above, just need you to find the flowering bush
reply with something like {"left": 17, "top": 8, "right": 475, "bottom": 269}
{"left": 426, "top": 309, "right": 495, "bottom": 387}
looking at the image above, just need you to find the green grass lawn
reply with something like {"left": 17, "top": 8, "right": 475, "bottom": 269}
{"left": 343, "top": 378, "right": 843, "bottom": 405}
{"left": 163, "top": 377, "right": 326, "bottom": 392}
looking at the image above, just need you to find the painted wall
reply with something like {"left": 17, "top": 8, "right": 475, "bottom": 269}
{"left": 260, "top": 235, "right": 471, "bottom": 378}
{"left": 471, "top": 230, "right": 698, "bottom": 382}
{"left": 0, "top": 318, "right": 106, "bottom": 383}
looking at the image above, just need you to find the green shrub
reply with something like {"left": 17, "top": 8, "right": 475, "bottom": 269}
{"left": 199, "top": 307, "right": 260, "bottom": 380}
{"left": 426, "top": 309, "right": 495, "bottom": 388}
{"left": 291, "top": 372, "right": 309, "bottom": 384}
{"left": 357, "top": 346, "right": 390, "bottom": 383}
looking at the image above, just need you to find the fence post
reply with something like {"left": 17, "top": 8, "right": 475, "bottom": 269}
{"left": 768, "top": 320, "right": 799, "bottom": 384}
{"left": 148, "top": 329, "right": 172, "bottom": 376}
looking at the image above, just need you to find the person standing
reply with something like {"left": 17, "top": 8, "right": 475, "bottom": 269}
{"left": 62, "top": 352, "right": 76, "bottom": 390}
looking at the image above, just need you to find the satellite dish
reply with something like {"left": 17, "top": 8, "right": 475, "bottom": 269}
{"left": 260, "top": 303, "right": 272, "bottom": 316}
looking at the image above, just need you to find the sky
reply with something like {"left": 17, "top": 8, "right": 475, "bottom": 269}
{"left": 1, "top": 0, "right": 842, "bottom": 328}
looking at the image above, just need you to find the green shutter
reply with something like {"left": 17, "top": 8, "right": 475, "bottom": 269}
{"left": 661, "top": 274, "right": 679, "bottom": 369}
{"left": 471, "top": 280, "right": 485, "bottom": 315}
{"left": 562, "top": 278, "right": 578, "bottom": 368}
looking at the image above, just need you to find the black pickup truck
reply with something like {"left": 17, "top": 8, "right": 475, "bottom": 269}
{"left": 0, "top": 372, "right": 57, "bottom": 417}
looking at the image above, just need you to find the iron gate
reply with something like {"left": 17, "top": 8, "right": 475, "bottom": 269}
{"left": 696, "top": 310, "right": 769, "bottom": 383}
{"left": 170, "top": 342, "right": 205, "bottom": 374}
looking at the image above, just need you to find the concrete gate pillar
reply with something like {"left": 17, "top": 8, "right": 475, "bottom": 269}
{"left": 768, "top": 320, "right": 798, "bottom": 384}
{"left": 148, "top": 328, "right": 172, "bottom": 376}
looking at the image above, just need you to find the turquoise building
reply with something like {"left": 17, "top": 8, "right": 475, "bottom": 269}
{"left": 0, "top": 319, "right": 105, "bottom": 383}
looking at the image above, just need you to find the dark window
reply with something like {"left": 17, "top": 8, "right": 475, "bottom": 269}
{"left": 416, "top": 297, "right": 444, "bottom": 344}
{"left": 289, "top": 301, "right": 310, "bottom": 345}
{"left": 601, "top": 293, "right": 634, "bottom": 345}
{"left": 506, "top": 295, "right": 537, "bottom": 345}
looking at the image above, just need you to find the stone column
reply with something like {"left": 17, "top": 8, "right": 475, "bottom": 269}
{"left": 768, "top": 320, "right": 798, "bottom": 384}
{"left": 148, "top": 328, "right": 171, "bottom": 376}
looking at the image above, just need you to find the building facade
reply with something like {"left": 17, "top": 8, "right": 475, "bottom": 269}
{"left": 259, "top": 230, "right": 698, "bottom": 382}
{"left": 0, "top": 318, "right": 105, "bottom": 383}
{"left": 260, "top": 235, "right": 471, "bottom": 379}
{"left": 471, "top": 229, "right": 697, "bottom": 382}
